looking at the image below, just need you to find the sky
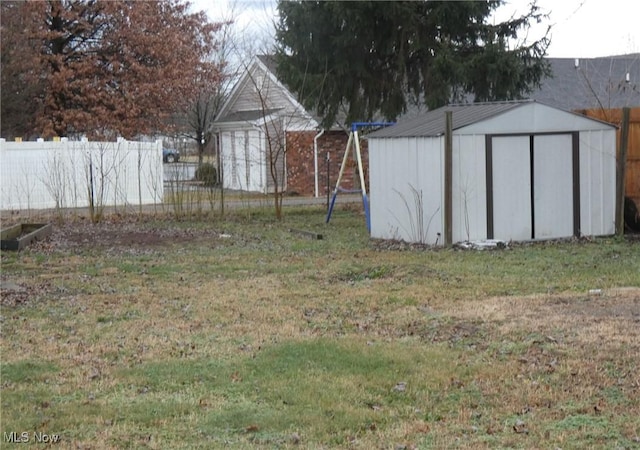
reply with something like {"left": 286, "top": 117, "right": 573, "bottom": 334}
{"left": 495, "top": 0, "right": 638, "bottom": 57}
{"left": 192, "top": 0, "right": 639, "bottom": 59}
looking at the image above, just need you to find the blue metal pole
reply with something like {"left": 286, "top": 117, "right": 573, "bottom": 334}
{"left": 325, "top": 190, "right": 338, "bottom": 224}
{"left": 362, "top": 192, "right": 371, "bottom": 233}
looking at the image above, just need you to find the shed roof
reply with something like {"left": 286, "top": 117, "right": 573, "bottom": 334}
{"left": 367, "top": 101, "right": 529, "bottom": 138}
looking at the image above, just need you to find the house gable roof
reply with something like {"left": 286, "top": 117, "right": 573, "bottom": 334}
{"left": 214, "top": 56, "right": 318, "bottom": 129}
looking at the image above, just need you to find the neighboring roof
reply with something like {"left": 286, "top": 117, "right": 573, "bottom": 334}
{"left": 214, "top": 55, "right": 324, "bottom": 130}
{"left": 367, "top": 101, "right": 528, "bottom": 138}
{"left": 218, "top": 54, "right": 639, "bottom": 131}
{"left": 530, "top": 54, "right": 640, "bottom": 110}
{"left": 255, "top": 54, "right": 349, "bottom": 130}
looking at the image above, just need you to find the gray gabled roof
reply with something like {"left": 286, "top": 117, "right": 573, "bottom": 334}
{"left": 367, "top": 100, "right": 528, "bottom": 138}
{"left": 225, "top": 54, "right": 638, "bottom": 131}
{"left": 530, "top": 54, "right": 640, "bottom": 110}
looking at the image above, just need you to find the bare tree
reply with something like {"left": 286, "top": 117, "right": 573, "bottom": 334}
{"left": 220, "top": 16, "right": 319, "bottom": 219}
{"left": 180, "top": 3, "right": 241, "bottom": 167}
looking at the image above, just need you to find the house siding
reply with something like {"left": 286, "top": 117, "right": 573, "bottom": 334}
{"left": 233, "top": 65, "right": 289, "bottom": 113}
{"left": 214, "top": 57, "right": 324, "bottom": 195}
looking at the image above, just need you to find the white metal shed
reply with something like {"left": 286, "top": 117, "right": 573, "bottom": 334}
{"left": 367, "top": 101, "right": 617, "bottom": 245}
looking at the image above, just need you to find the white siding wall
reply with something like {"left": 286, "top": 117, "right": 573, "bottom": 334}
{"left": 247, "top": 130, "right": 266, "bottom": 192}
{"left": 369, "top": 104, "right": 616, "bottom": 245}
{"left": 369, "top": 132, "right": 615, "bottom": 245}
{"left": 233, "top": 64, "right": 317, "bottom": 132}
{"left": 233, "top": 65, "right": 290, "bottom": 113}
{"left": 216, "top": 58, "right": 318, "bottom": 194}
{"left": 370, "top": 137, "right": 444, "bottom": 244}
{"left": 220, "top": 131, "right": 236, "bottom": 190}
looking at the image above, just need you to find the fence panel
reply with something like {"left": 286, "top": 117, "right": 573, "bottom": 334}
{"left": 0, "top": 139, "right": 163, "bottom": 211}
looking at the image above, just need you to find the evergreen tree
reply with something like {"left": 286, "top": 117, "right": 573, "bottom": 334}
{"left": 275, "top": 1, "right": 550, "bottom": 127}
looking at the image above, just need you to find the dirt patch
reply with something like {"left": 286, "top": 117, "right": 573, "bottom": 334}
{"left": 21, "top": 218, "right": 224, "bottom": 254}
{"left": 441, "top": 287, "right": 640, "bottom": 349}
{"left": 0, "top": 279, "right": 53, "bottom": 307}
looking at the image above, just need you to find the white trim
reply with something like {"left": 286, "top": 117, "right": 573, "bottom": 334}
{"left": 214, "top": 121, "right": 256, "bottom": 132}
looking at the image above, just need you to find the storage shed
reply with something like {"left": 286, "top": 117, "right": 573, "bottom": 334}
{"left": 367, "top": 101, "right": 617, "bottom": 245}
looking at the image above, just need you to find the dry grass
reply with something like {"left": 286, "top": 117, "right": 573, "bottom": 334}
{"left": 1, "top": 208, "right": 639, "bottom": 449}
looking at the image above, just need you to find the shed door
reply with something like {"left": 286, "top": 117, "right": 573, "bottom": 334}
{"left": 488, "top": 133, "right": 578, "bottom": 242}
{"left": 533, "top": 134, "right": 574, "bottom": 239}
{"left": 491, "top": 136, "right": 532, "bottom": 241}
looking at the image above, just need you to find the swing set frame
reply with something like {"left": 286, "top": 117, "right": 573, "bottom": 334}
{"left": 325, "top": 122, "right": 394, "bottom": 231}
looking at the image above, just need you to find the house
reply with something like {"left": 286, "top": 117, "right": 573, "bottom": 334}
{"left": 366, "top": 100, "right": 617, "bottom": 245}
{"left": 213, "top": 55, "right": 362, "bottom": 197}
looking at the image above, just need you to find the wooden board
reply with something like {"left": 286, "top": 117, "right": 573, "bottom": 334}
{"left": 1, "top": 223, "right": 52, "bottom": 251}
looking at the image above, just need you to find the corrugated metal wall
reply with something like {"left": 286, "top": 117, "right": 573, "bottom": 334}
{"left": 369, "top": 137, "right": 444, "bottom": 245}
{"left": 578, "top": 108, "right": 640, "bottom": 206}
{"left": 452, "top": 135, "right": 487, "bottom": 242}
{"left": 579, "top": 129, "right": 617, "bottom": 236}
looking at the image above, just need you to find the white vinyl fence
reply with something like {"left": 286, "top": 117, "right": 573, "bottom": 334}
{"left": 0, "top": 138, "right": 163, "bottom": 211}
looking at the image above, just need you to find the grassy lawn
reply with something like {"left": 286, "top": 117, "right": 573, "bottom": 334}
{"left": 1, "top": 207, "right": 639, "bottom": 449}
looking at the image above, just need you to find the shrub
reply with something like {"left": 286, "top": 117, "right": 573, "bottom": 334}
{"left": 194, "top": 163, "right": 218, "bottom": 187}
